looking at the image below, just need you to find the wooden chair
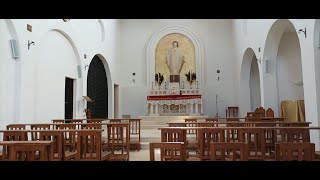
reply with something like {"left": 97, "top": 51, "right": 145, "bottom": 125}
{"left": 184, "top": 119, "right": 198, "bottom": 156}
{"left": 30, "top": 124, "right": 51, "bottom": 141}
{"left": 210, "top": 142, "right": 248, "bottom": 161}
{"left": 109, "top": 119, "right": 122, "bottom": 123}
{"left": 198, "top": 128, "right": 225, "bottom": 160}
{"left": 70, "top": 119, "right": 84, "bottom": 124}
{"left": 86, "top": 119, "right": 104, "bottom": 123}
{"left": 9, "top": 141, "right": 54, "bottom": 161}
{"left": 168, "top": 123, "right": 187, "bottom": 127}
{"left": 198, "top": 122, "right": 217, "bottom": 127}
{"left": 39, "top": 131, "right": 67, "bottom": 161}
{"left": 1, "top": 131, "right": 28, "bottom": 160}
{"left": 225, "top": 118, "right": 241, "bottom": 142}
{"left": 161, "top": 129, "right": 187, "bottom": 143}
{"left": 76, "top": 130, "right": 110, "bottom": 161}
{"left": 185, "top": 119, "right": 198, "bottom": 135}
{"left": 280, "top": 128, "right": 310, "bottom": 143}
{"left": 54, "top": 124, "right": 77, "bottom": 151}
{"left": 226, "top": 106, "right": 239, "bottom": 118}
{"left": 84, "top": 109, "right": 92, "bottom": 119}
{"left": 275, "top": 142, "right": 315, "bottom": 161}
{"left": 81, "top": 124, "right": 102, "bottom": 130}
{"left": 52, "top": 120, "right": 65, "bottom": 124}
{"left": 106, "top": 124, "right": 130, "bottom": 161}
{"left": 129, "top": 119, "right": 141, "bottom": 151}
{"left": 266, "top": 108, "right": 274, "bottom": 117}
{"left": 149, "top": 142, "right": 187, "bottom": 161}
{"left": 239, "top": 128, "right": 266, "bottom": 160}
{"left": 205, "top": 118, "right": 218, "bottom": 123}
{"left": 256, "top": 107, "right": 265, "bottom": 117}
{"left": 6, "top": 124, "right": 26, "bottom": 130}
{"left": 3, "top": 131, "right": 28, "bottom": 141}
{"left": 261, "top": 126, "right": 277, "bottom": 159}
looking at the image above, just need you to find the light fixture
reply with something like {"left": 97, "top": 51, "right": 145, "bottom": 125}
{"left": 298, "top": 27, "right": 307, "bottom": 38}
{"left": 256, "top": 58, "right": 261, "bottom": 64}
{"left": 28, "top": 40, "right": 35, "bottom": 50}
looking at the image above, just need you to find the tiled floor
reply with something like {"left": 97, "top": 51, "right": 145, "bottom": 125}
{"left": 129, "top": 146, "right": 160, "bottom": 161}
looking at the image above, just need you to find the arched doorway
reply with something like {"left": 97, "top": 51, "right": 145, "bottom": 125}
{"left": 240, "top": 48, "right": 261, "bottom": 116}
{"left": 87, "top": 55, "right": 108, "bottom": 118}
{"left": 263, "top": 19, "right": 304, "bottom": 118}
{"left": 250, "top": 55, "right": 261, "bottom": 111}
{"left": 35, "top": 30, "right": 81, "bottom": 123}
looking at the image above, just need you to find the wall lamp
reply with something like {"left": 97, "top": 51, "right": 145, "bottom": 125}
{"left": 28, "top": 40, "right": 35, "bottom": 50}
{"left": 298, "top": 28, "right": 307, "bottom": 38}
{"left": 256, "top": 58, "right": 261, "bottom": 64}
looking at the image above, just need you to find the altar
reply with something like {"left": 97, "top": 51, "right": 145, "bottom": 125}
{"left": 147, "top": 88, "right": 203, "bottom": 116}
{"left": 146, "top": 34, "right": 204, "bottom": 116}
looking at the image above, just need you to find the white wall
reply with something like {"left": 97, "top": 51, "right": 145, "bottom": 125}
{"left": 276, "top": 32, "right": 304, "bottom": 110}
{"left": 34, "top": 30, "right": 80, "bottom": 123}
{"left": 250, "top": 56, "right": 261, "bottom": 111}
{"left": 0, "top": 19, "right": 120, "bottom": 125}
{"left": 118, "top": 19, "right": 236, "bottom": 118}
{"left": 0, "top": 20, "right": 17, "bottom": 129}
{"left": 232, "top": 19, "right": 320, "bottom": 149}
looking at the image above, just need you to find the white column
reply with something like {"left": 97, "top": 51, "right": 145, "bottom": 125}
{"left": 190, "top": 103, "right": 194, "bottom": 115}
{"left": 154, "top": 103, "right": 159, "bottom": 116}
{"left": 195, "top": 103, "right": 199, "bottom": 115}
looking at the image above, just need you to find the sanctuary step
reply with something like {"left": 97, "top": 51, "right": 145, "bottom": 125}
{"left": 138, "top": 115, "right": 208, "bottom": 150}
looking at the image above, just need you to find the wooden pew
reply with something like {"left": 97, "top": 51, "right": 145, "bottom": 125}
{"left": 0, "top": 141, "right": 54, "bottom": 161}
{"left": 210, "top": 142, "right": 248, "bottom": 161}
{"left": 149, "top": 142, "right": 187, "bottom": 161}
{"left": 6, "top": 124, "right": 26, "bottom": 130}
{"left": 128, "top": 119, "right": 141, "bottom": 151}
{"left": 106, "top": 123, "right": 130, "bottom": 161}
{"left": 30, "top": 124, "right": 51, "bottom": 140}
{"left": 76, "top": 130, "right": 110, "bottom": 161}
{"left": 275, "top": 142, "right": 315, "bottom": 161}
{"left": 238, "top": 128, "right": 266, "bottom": 160}
{"left": 198, "top": 128, "right": 225, "bottom": 160}
{"left": 39, "top": 131, "right": 66, "bottom": 161}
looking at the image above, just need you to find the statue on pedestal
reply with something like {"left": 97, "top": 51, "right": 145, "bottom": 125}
{"left": 165, "top": 41, "right": 186, "bottom": 83}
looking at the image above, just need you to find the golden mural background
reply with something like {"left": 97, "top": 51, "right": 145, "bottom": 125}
{"left": 155, "top": 33, "right": 195, "bottom": 82}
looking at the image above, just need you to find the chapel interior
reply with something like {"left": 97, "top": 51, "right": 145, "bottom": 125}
{"left": 1, "top": 19, "right": 320, "bottom": 161}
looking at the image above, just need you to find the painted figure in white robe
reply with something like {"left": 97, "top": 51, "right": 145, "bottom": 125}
{"left": 165, "top": 41, "right": 185, "bottom": 75}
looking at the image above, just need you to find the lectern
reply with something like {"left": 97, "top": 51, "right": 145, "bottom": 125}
{"left": 83, "top": 96, "right": 95, "bottom": 119}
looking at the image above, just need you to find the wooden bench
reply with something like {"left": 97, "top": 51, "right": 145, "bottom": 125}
{"left": 275, "top": 142, "right": 315, "bottom": 161}
{"left": 128, "top": 119, "right": 141, "bottom": 151}
{"left": 149, "top": 142, "right": 187, "bottom": 161}
{"left": 77, "top": 130, "right": 110, "bottom": 161}
{"left": 0, "top": 141, "right": 54, "bottom": 161}
{"left": 106, "top": 123, "right": 130, "bottom": 161}
{"left": 210, "top": 142, "right": 248, "bottom": 161}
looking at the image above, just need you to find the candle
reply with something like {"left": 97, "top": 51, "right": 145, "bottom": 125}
{"left": 190, "top": 70, "right": 192, "bottom": 80}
